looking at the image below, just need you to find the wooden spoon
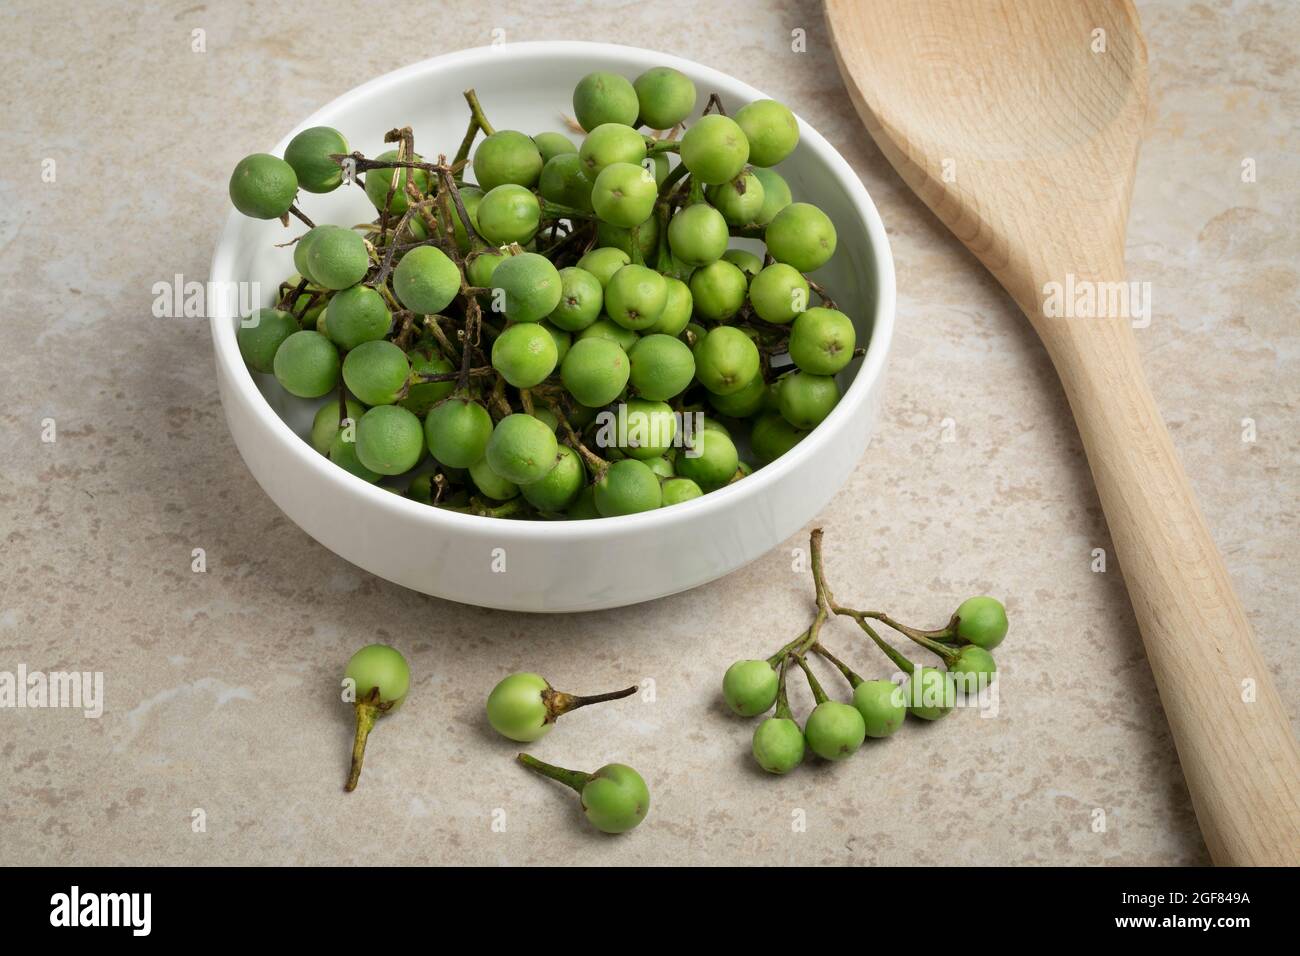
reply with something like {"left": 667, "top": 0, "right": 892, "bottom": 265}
{"left": 825, "top": 0, "right": 1299, "bottom": 864}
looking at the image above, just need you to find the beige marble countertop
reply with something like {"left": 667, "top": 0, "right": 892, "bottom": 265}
{"left": 1, "top": 0, "right": 1295, "bottom": 866}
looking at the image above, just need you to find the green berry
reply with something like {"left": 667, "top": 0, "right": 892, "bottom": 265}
{"left": 363, "top": 150, "right": 430, "bottom": 215}
{"left": 304, "top": 225, "right": 369, "bottom": 291}
{"left": 548, "top": 266, "right": 604, "bottom": 331}
{"left": 486, "top": 413, "right": 560, "bottom": 485}
{"left": 633, "top": 67, "right": 696, "bottom": 130}
{"left": 852, "top": 680, "right": 907, "bottom": 738}
{"left": 293, "top": 230, "right": 321, "bottom": 285}
{"left": 750, "top": 263, "right": 810, "bottom": 325}
{"left": 789, "top": 308, "right": 855, "bottom": 376}
{"left": 722, "top": 248, "right": 763, "bottom": 278}
{"left": 476, "top": 183, "right": 541, "bottom": 245}
{"left": 237, "top": 308, "right": 298, "bottom": 374}
{"left": 492, "top": 322, "right": 558, "bottom": 388}
{"left": 424, "top": 398, "right": 492, "bottom": 468}
{"left": 579, "top": 123, "right": 646, "bottom": 182}
{"left": 467, "top": 249, "right": 506, "bottom": 288}
{"left": 538, "top": 153, "right": 594, "bottom": 211}
{"left": 566, "top": 485, "right": 601, "bottom": 519}
{"left": 605, "top": 264, "right": 667, "bottom": 330}
{"left": 594, "top": 458, "right": 662, "bottom": 515}
{"left": 707, "top": 371, "right": 766, "bottom": 418}
{"left": 393, "top": 245, "right": 460, "bottom": 315}
{"left": 752, "top": 717, "right": 806, "bottom": 774}
{"left": 562, "top": 337, "right": 630, "bottom": 408}
{"left": 629, "top": 334, "right": 695, "bottom": 400}
{"left": 674, "top": 423, "right": 739, "bottom": 491}
{"left": 777, "top": 369, "right": 841, "bottom": 428}
{"left": 569, "top": 403, "right": 600, "bottom": 429}
{"left": 486, "top": 672, "right": 554, "bottom": 741}
{"left": 329, "top": 430, "right": 382, "bottom": 483}
{"left": 284, "top": 126, "right": 348, "bottom": 193}
{"left": 722, "top": 660, "right": 779, "bottom": 716}
{"left": 304, "top": 297, "right": 337, "bottom": 340}
{"left": 591, "top": 162, "right": 658, "bottom": 228}
{"left": 407, "top": 474, "right": 435, "bottom": 504}
{"left": 542, "top": 321, "right": 571, "bottom": 364}
{"left": 751, "top": 411, "right": 806, "bottom": 463}
{"left": 531, "top": 407, "right": 560, "bottom": 432}
{"left": 595, "top": 216, "right": 659, "bottom": 264}
{"left": 735, "top": 99, "right": 799, "bottom": 167}
{"left": 667, "top": 203, "right": 728, "bottom": 266}
{"left": 229, "top": 153, "right": 297, "bottom": 219}
{"left": 751, "top": 167, "right": 792, "bottom": 225}
{"left": 955, "top": 596, "right": 1008, "bottom": 649}
{"left": 322, "top": 284, "right": 391, "bottom": 350}
{"left": 355, "top": 405, "right": 424, "bottom": 475}
{"left": 468, "top": 456, "right": 519, "bottom": 501}
{"left": 311, "top": 398, "right": 366, "bottom": 454}
{"left": 576, "top": 247, "right": 631, "bottom": 287}
{"left": 473, "top": 130, "right": 543, "bottom": 192}
{"left": 766, "top": 202, "right": 837, "bottom": 273}
{"left": 533, "top": 132, "right": 577, "bottom": 164}
{"left": 346, "top": 644, "right": 410, "bottom": 706}
{"left": 645, "top": 277, "right": 692, "bottom": 335}
{"left": 577, "top": 318, "right": 639, "bottom": 351}
{"left": 660, "top": 477, "right": 702, "bottom": 506}
{"left": 521, "top": 445, "right": 585, "bottom": 512}
{"left": 342, "top": 643, "right": 410, "bottom": 791}
{"left": 581, "top": 763, "right": 650, "bottom": 834}
{"left": 573, "top": 71, "right": 639, "bottom": 131}
{"left": 342, "top": 339, "right": 410, "bottom": 406}
{"left": 706, "top": 171, "right": 766, "bottom": 226}
{"left": 688, "top": 259, "right": 748, "bottom": 321}
{"left": 905, "top": 667, "right": 955, "bottom": 721}
{"left": 804, "top": 700, "right": 866, "bottom": 760}
{"left": 680, "top": 114, "right": 750, "bottom": 185}
{"left": 272, "top": 330, "right": 340, "bottom": 398}
{"left": 646, "top": 455, "right": 674, "bottom": 479}
{"left": 614, "top": 399, "right": 677, "bottom": 460}
{"left": 491, "top": 252, "right": 562, "bottom": 322}
{"left": 949, "top": 646, "right": 997, "bottom": 697}
{"left": 693, "top": 326, "right": 760, "bottom": 395}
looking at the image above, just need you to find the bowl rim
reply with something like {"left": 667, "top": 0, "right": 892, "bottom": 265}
{"left": 208, "top": 40, "right": 895, "bottom": 543}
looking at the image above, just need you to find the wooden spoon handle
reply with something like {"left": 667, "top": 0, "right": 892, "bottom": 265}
{"left": 1028, "top": 282, "right": 1300, "bottom": 865}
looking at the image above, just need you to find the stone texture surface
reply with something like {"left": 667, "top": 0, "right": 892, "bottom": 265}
{"left": 0, "top": 0, "right": 1295, "bottom": 866}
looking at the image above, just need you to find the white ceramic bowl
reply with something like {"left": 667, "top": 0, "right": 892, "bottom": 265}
{"left": 209, "top": 41, "right": 895, "bottom": 612}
